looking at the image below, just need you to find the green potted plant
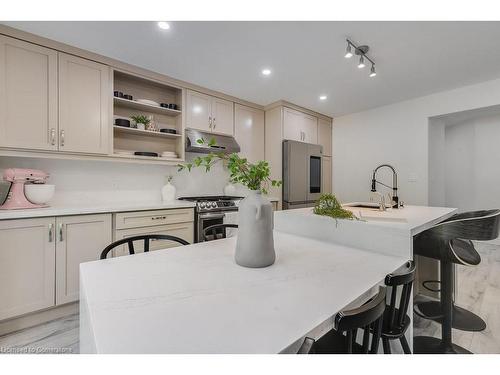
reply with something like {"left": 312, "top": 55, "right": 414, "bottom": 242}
{"left": 131, "top": 115, "right": 151, "bottom": 130}
{"left": 178, "top": 138, "right": 282, "bottom": 268}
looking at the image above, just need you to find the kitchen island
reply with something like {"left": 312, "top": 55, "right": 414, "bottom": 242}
{"left": 79, "top": 204, "right": 455, "bottom": 354}
{"left": 80, "top": 231, "right": 407, "bottom": 353}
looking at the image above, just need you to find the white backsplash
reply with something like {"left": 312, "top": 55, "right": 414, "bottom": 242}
{"left": 0, "top": 154, "right": 250, "bottom": 206}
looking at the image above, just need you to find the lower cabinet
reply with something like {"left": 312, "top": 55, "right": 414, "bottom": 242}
{"left": 0, "top": 218, "right": 55, "bottom": 321}
{"left": 0, "top": 214, "right": 111, "bottom": 320}
{"left": 55, "top": 214, "right": 112, "bottom": 305}
{"left": 0, "top": 208, "right": 194, "bottom": 321}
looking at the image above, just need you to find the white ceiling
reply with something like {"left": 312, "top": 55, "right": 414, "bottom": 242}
{"left": 4, "top": 21, "right": 500, "bottom": 117}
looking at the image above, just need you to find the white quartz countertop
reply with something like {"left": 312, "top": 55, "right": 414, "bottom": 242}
{"left": 0, "top": 200, "right": 196, "bottom": 220}
{"left": 0, "top": 196, "right": 279, "bottom": 220}
{"left": 274, "top": 205, "right": 457, "bottom": 259}
{"left": 79, "top": 231, "right": 407, "bottom": 354}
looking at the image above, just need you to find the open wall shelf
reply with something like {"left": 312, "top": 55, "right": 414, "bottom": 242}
{"left": 112, "top": 69, "right": 185, "bottom": 162}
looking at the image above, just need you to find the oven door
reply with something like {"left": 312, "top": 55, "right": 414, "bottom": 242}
{"left": 197, "top": 212, "right": 225, "bottom": 242}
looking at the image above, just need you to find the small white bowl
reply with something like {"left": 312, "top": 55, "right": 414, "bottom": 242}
{"left": 25, "top": 184, "right": 55, "bottom": 205}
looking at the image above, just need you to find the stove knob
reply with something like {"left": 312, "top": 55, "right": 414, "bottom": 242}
{"left": 211, "top": 202, "right": 217, "bottom": 208}
{"left": 199, "top": 202, "right": 206, "bottom": 209}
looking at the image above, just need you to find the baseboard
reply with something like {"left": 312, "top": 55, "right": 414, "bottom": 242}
{"left": 0, "top": 303, "right": 78, "bottom": 336}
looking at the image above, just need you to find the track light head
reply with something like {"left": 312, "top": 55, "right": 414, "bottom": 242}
{"left": 369, "top": 64, "right": 377, "bottom": 77}
{"left": 345, "top": 43, "right": 353, "bottom": 58}
{"left": 358, "top": 55, "right": 365, "bottom": 69}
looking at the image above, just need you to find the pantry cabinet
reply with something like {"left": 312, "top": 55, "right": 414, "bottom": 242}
{"left": 0, "top": 35, "right": 58, "bottom": 151}
{"left": 58, "top": 53, "right": 110, "bottom": 155}
{"left": 234, "top": 104, "right": 265, "bottom": 163}
{"left": 318, "top": 118, "right": 332, "bottom": 156}
{"left": 55, "top": 214, "right": 112, "bottom": 305}
{"left": 283, "top": 107, "right": 318, "bottom": 143}
{"left": 186, "top": 90, "right": 234, "bottom": 136}
{"left": 0, "top": 218, "right": 55, "bottom": 321}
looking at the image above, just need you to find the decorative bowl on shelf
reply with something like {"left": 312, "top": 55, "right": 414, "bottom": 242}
{"left": 135, "top": 99, "right": 160, "bottom": 106}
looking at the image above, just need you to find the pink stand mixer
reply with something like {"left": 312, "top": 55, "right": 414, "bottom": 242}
{"left": 0, "top": 168, "right": 51, "bottom": 210}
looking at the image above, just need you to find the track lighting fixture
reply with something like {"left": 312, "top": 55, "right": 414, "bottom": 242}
{"left": 345, "top": 39, "right": 377, "bottom": 77}
{"left": 358, "top": 56, "right": 365, "bottom": 69}
{"left": 345, "top": 43, "right": 353, "bottom": 58}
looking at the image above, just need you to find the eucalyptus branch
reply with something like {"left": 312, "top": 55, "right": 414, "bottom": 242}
{"left": 178, "top": 137, "right": 282, "bottom": 194}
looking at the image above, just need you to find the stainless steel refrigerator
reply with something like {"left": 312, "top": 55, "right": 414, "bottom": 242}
{"left": 282, "top": 140, "right": 323, "bottom": 210}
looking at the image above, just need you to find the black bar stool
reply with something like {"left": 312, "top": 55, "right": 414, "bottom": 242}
{"left": 413, "top": 209, "right": 500, "bottom": 354}
{"left": 100, "top": 234, "right": 189, "bottom": 259}
{"left": 305, "top": 286, "right": 387, "bottom": 354}
{"left": 203, "top": 224, "right": 238, "bottom": 242}
{"left": 380, "top": 260, "right": 416, "bottom": 354}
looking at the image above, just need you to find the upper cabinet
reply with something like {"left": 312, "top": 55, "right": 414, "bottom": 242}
{"left": 186, "top": 90, "right": 234, "bottom": 136}
{"left": 59, "top": 53, "right": 110, "bottom": 155}
{"left": 211, "top": 97, "right": 234, "bottom": 136}
{"left": 234, "top": 104, "right": 265, "bottom": 163}
{"left": 318, "top": 118, "right": 332, "bottom": 156}
{"left": 283, "top": 107, "right": 318, "bottom": 144}
{"left": 0, "top": 35, "right": 58, "bottom": 151}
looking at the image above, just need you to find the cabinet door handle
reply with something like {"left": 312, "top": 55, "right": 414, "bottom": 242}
{"left": 213, "top": 117, "right": 216, "bottom": 129}
{"left": 49, "top": 128, "right": 56, "bottom": 146}
{"left": 209, "top": 116, "right": 212, "bottom": 129}
{"left": 58, "top": 223, "right": 64, "bottom": 242}
{"left": 48, "top": 223, "right": 53, "bottom": 242}
{"left": 60, "top": 130, "right": 65, "bottom": 147}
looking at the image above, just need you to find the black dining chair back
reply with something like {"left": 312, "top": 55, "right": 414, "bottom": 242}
{"left": 381, "top": 260, "right": 416, "bottom": 353}
{"left": 334, "top": 286, "right": 387, "bottom": 354}
{"left": 203, "top": 224, "right": 238, "bottom": 242}
{"left": 297, "top": 337, "right": 316, "bottom": 354}
{"left": 100, "top": 234, "right": 189, "bottom": 260}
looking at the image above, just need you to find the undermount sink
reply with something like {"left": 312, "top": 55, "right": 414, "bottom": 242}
{"left": 342, "top": 202, "right": 408, "bottom": 223}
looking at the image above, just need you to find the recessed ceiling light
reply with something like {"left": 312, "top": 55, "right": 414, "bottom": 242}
{"left": 319, "top": 95, "right": 327, "bottom": 101}
{"left": 158, "top": 22, "right": 170, "bottom": 30}
{"left": 261, "top": 68, "right": 272, "bottom": 76}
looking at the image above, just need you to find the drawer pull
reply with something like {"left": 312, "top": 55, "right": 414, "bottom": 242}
{"left": 48, "top": 223, "right": 53, "bottom": 242}
{"left": 151, "top": 216, "right": 167, "bottom": 220}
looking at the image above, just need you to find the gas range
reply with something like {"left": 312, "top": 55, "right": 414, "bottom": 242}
{"left": 178, "top": 196, "right": 243, "bottom": 213}
{"left": 178, "top": 196, "right": 243, "bottom": 242}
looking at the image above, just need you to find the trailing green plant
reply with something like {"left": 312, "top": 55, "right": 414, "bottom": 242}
{"left": 178, "top": 138, "right": 282, "bottom": 194}
{"left": 313, "top": 193, "right": 358, "bottom": 222}
{"left": 131, "top": 115, "right": 151, "bottom": 126}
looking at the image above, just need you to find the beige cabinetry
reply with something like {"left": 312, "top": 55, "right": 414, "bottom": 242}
{"left": 55, "top": 214, "right": 112, "bottom": 305}
{"left": 186, "top": 90, "right": 234, "bottom": 136}
{"left": 234, "top": 104, "right": 265, "bottom": 163}
{"left": 112, "top": 208, "right": 195, "bottom": 257}
{"left": 322, "top": 156, "right": 332, "bottom": 194}
{"left": 0, "top": 208, "right": 193, "bottom": 321}
{"left": 59, "top": 53, "right": 110, "bottom": 154}
{"left": 0, "top": 218, "right": 55, "bottom": 321}
{"left": 0, "top": 35, "right": 58, "bottom": 151}
{"left": 318, "top": 118, "right": 332, "bottom": 156}
{"left": 283, "top": 107, "right": 318, "bottom": 143}
{"left": 0, "top": 36, "right": 110, "bottom": 156}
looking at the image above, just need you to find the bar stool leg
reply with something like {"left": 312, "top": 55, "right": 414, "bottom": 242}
{"left": 414, "top": 261, "right": 472, "bottom": 354}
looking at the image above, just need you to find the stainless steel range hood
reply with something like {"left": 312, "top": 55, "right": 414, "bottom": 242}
{"left": 185, "top": 128, "right": 241, "bottom": 154}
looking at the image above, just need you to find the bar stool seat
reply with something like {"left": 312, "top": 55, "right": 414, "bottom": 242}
{"left": 450, "top": 239, "right": 480, "bottom": 266}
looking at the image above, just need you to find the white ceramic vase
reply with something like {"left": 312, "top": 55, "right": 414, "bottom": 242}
{"left": 235, "top": 190, "right": 275, "bottom": 268}
{"left": 161, "top": 181, "right": 176, "bottom": 203}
